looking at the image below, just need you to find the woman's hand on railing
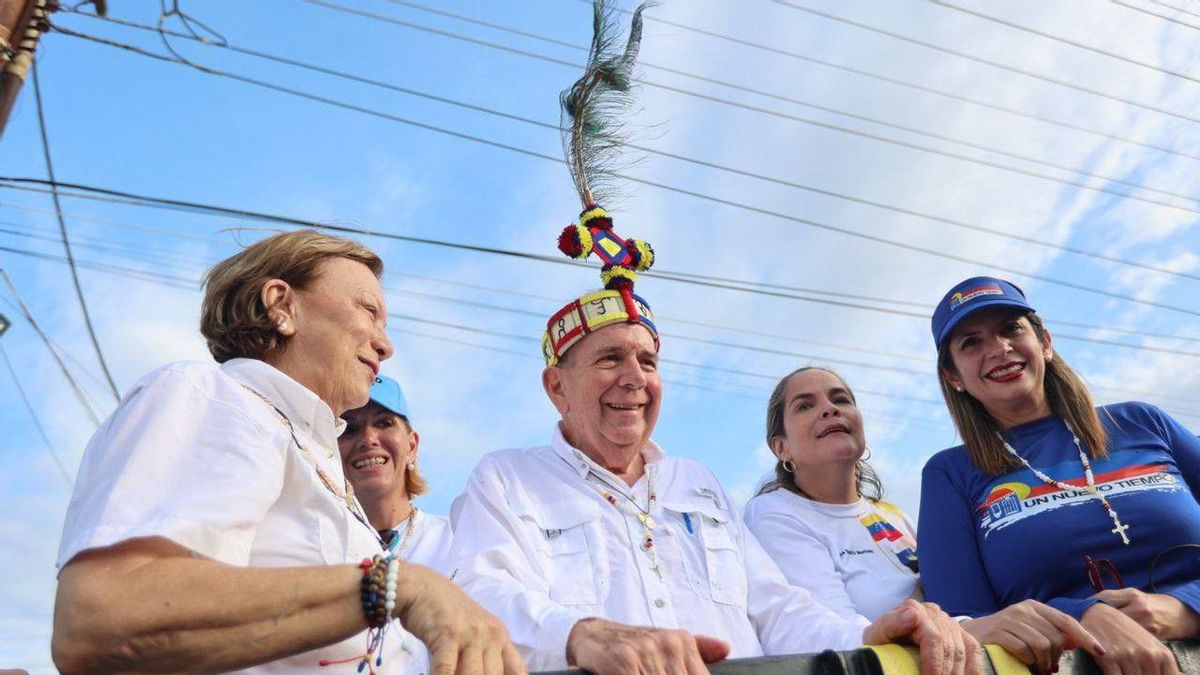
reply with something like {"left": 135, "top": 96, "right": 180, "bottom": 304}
{"left": 960, "top": 599, "right": 1102, "bottom": 673}
{"left": 1092, "top": 589, "right": 1200, "bottom": 641}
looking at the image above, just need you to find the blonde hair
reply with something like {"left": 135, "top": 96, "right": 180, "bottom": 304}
{"left": 396, "top": 416, "right": 430, "bottom": 498}
{"left": 938, "top": 312, "right": 1108, "bottom": 475}
{"left": 758, "top": 366, "right": 883, "bottom": 501}
{"left": 201, "top": 230, "right": 382, "bottom": 363}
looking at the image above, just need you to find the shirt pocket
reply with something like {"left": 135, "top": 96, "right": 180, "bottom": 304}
{"left": 518, "top": 499, "right": 602, "bottom": 606}
{"left": 660, "top": 498, "right": 748, "bottom": 609}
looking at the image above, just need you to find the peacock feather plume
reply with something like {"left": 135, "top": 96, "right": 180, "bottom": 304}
{"left": 560, "top": 0, "right": 653, "bottom": 209}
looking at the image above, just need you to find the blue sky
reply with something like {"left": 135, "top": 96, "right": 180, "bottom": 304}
{"left": 3, "top": 0, "right": 1200, "bottom": 670}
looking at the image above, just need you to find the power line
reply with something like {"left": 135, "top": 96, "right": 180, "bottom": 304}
{"left": 592, "top": 0, "right": 1200, "bottom": 163}
{"left": 1109, "top": 0, "right": 1200, "bottom": 28}
{"left": 929, "top": 0, "right": 1200, "bottom": 85}
{"left": 767, "top": 0, "right": 1200, "bottom": 127}
{"left": 1148, "top": 0, "right": 1200, "bottom": 20}
{"left": 0, "top": 269, "right": 104, "bottom": 426}
{"left": 342, "top": 0, "right": 1200, "bottom": 208}
{"left": 0, "top": 342, "right": 74, "bottom": 488}
{"left": 30, "top": 60, "right": 121, "bottom": 402}
{"left": 295, "top": 0, "right": 1200, "bottom": 215}
{"left": 10, "top": 196, "right": 1197, "bottom": 350}
{"left": 8, "top": 232, "right": 1200, "bottom": 413}
{"left": 35, "top": 31, "right": 1200, "bottom": 320}
{"left": 60, "top": 8, "right": 1200, "bottom": 283}
{"left": 5, "top": 177, "right": 1200, "bottom": 361}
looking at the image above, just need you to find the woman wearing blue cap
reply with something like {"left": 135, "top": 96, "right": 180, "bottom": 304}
{"left": 339, "top": 373, "right": 454, "bottom": 675}
{"left": 339, "top": 374, "right": 452, "bottom": 575}
{"left": 920, "top": 276, "right": 1200, "bottom": 674}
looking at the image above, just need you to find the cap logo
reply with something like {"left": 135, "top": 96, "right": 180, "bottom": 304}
{"left": 950, "top": 285, "right": 1003, "bottom": 311}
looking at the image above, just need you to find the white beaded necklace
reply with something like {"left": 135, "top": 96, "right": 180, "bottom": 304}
{"left": 999, "top": 421, "right": 1130, "bottom": 545}
{"left": 586, "top": 465, "right": 662, "bottom": 579}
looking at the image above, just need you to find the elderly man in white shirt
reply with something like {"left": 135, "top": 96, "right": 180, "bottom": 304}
{"left": 451, "top": 286, "right": 982, "bottom": 675}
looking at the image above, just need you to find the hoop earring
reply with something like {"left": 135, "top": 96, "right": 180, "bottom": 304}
{"left": 862, "top": 446, "right": 872, "bottom": 461}
{"left": 782, "top": 459, "right": 796, "bottom": 473}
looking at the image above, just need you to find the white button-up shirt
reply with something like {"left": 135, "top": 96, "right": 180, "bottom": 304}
{"left": 58, "top": 358, "right": 405, "bottom": 674}
{"left": 450, "top": 425, "right": 868, "bottom": 671}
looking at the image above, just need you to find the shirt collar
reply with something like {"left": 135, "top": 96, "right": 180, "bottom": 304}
{"left": 550, "top": 422, "right": 664, "bottom": 481}
{"left": 222, "top": 358, "right": 347, "bottom": 447}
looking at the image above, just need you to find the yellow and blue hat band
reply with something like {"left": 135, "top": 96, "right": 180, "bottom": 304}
{"left": 542, "top": 289, "right": 658, "bottom": 366}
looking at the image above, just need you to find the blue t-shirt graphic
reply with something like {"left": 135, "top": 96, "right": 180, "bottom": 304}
{"left": 920, "top": 402, "right": 1200, "bottom": 619}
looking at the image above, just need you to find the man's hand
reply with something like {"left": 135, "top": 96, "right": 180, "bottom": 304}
{"left": 1092, "top": 589, "right": 1200, "bottom": 641}
{"left": 1081, "top": 600, "right": 1179, "bottom": 675}
{"left": 392, "top": 564, "right": 527, "bottom": 675}
{"left": 862, "top": 599, "right": 982, "bottom": 675}
{"left": 961, "top": 599, "right": 1104, "bottom": 673}
{"left": 566, "top": 618, "right": 731, "bottom": 675}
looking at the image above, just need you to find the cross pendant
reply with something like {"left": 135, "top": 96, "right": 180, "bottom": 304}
{"left": 650, "top": 562, "right": 663, "bottom": 580}
{"left": 1111, "top": 521, "right": 1131, "bottom": 545}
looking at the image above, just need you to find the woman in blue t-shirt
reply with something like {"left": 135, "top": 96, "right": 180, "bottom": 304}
{"left": 921, "top": 276, "right": 1199, "bottom": 675}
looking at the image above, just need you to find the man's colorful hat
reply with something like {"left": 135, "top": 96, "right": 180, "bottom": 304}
{"left": 931, "top": 276, "right": 1035, "bottom": 347}
{"left": 542, "top": 2, "right": 658, "bottom": 366}
{"left": 367, "top": 374, "right": 410, "bottom": 419}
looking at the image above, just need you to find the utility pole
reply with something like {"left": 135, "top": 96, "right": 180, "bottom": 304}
{"left": 0, "top": 0, "right": 61, "bottom": 140}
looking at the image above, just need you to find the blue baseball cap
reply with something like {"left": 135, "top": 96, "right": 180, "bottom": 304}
{"left": 931, "top": 276, "right": 1035, "bottom": 347}
{"left": 368, "top": 374, "right": 410, "bottom": 419}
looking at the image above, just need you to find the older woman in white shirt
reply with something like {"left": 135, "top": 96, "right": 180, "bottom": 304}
{"left": 743, "top": 367, "right": 919, "bottom": 622}
{"left": 52, "top": 230, "right": 522, "bottom": 675}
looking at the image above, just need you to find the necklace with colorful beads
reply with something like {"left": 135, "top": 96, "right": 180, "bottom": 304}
{"left": 999, "top": 422, "right": 1130, "bottom": 545}
{"left": 587, "top": 465, "right": 662, "bottom": 579}
{"left": 381, "top": 506, "right": 418, "bottom": 559}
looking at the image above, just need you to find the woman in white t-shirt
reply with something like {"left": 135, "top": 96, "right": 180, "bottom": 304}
{"left": 743, "top": 367, "right": 920, "bottom": 622}
{"left": 340, "top": 374, "right": 454, "bottom": 675}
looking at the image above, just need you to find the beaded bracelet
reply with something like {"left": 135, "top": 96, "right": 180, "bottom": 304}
{"left": 319, "top": 554, "right": 399, "bottom": 674}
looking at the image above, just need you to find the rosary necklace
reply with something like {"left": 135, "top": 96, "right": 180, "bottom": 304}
{"left": 999, "top": 422, "right": 1130, "bottom": 545}
{"left": 382, "top": 506, "right": 418, "bottom": 559}
{"left": 586, "top": 465, "right": 662, "bottom": 579}
{"left": 241, "top": 385, "right": 378, "bottom": 539}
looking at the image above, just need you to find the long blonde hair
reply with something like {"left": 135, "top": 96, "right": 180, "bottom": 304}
{"left": 938, "top": 312, "right": 1108, "bottom": 475}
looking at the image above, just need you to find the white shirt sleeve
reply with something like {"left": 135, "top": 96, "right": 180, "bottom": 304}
{"left": 57, "top": 365, "right": 287, "bottom": 568}
{"left": 449, "top": 456, "right": 590, "bottom": 672}
{"left": 744, "top": 500, "right": 869, "bottom": 622}
{"left": 729, "top": 489, "right": 868, "bottom": 654}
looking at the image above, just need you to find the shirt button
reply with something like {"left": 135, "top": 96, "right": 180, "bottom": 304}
{"left": 654, "top": 598, "right": 666, "bottom": 608}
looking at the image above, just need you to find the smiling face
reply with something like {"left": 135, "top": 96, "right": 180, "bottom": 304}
{"left": 770, "top": 369, "right": 866, "bottom": 472}
{"left": 941, "top": 306, "right": 1054, "bottom": 428}
{"left": 265, "top": 257, "right": 394, "bottom": 415}
{"left": 542, "top": 322, "right": 661, "bottom": 476}
{"left": 338, "top": 402, "right": 418, "bottom": 502}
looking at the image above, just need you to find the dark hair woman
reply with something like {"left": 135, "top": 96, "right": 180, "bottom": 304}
{"left": 744, "top": 367, "right": 919, "bottom": 622}
{"left": 921, "top": 276, "right": 1199, "bottom": 675}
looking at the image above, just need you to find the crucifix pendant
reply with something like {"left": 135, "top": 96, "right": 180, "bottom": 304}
{"left": 1112, "top": 521, "right": 1131, "bottom": 545}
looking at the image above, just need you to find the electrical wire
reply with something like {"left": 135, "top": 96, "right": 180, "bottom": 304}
{"left": 1148, "top": 0, "right": 1200, "bottom": 20}
{"left": 62, "top": 7, "right": 1200, "bottom": 283}
{"left": 295, "top": 0, "right": 1200, "bottom": 214}
{"left": 588, "top": 0, "right": 1200, "bottom": 163}
{"left": 354, "top": 0, "right": 1200, "bottom": 208}
{"left": 28, "top": 30, "right": 1200, "bottom": 321}
{"left": 1109, "top": 0, "right": 1200, "bottom": 28}
{"left": 929, "top": 0, "right": 1200, "bottom": 84}
{"left": 31, "top": 60, "right": 121, "bottom": 402}
{"left": 767, "top": 0, "right": 1200, "bottom": 127}
{"left": 0, "top": 269, "right": 104, "bottom": 426}
{"left": 7, "top": 233, "right": 1200, "bottom": 415}
{"left": 5, "top": 176, "right": 1200, "bottom": 363}
{"left": 0, "top": 342, "right": 74, "bottom": 487}
{"left": 9, "top": 199, "right": 1199, "bottom": 351}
